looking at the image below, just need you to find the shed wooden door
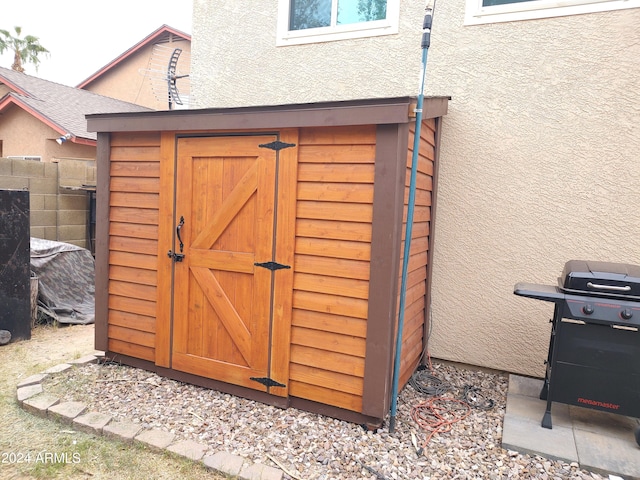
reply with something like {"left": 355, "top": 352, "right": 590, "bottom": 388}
{"left": 170, "top": 134, "right": 296, "bottom": 396}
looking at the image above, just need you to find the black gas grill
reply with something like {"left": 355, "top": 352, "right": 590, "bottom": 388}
{"left": 514, "top": 260, "right": 640, "bottom": 446}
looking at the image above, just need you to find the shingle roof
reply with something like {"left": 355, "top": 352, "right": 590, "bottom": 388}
{"left": 0, "top": 66, "right": 151, "bottom": 143}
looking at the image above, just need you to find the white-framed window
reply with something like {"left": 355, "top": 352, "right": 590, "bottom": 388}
{"left": 465, "top": 0, "right": 640, "bottom": 25}
{"left": 276, "top": 0, "right": 400, "bottom": 46}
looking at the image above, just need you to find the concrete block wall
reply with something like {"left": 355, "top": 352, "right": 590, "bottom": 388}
{"left": 57, "top": 159, "right": 96, "bottom": 249}
{"left": 0, "top": 157, "right": 96, "bottom": 249}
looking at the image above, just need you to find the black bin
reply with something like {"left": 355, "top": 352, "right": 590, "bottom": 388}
{"left": 0, "top": 189, "right": 31, "bottom": 342}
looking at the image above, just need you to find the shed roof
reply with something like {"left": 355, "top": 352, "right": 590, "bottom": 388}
{"left": 87, "top": 96, "right": 449, "bottom": 133}
{"left": 0, "top": 66, "right": 152, "bottom": 144}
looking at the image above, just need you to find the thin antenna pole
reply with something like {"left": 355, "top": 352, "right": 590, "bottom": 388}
{"left": 389, "top": 3, "right": 434, "bottom": 434}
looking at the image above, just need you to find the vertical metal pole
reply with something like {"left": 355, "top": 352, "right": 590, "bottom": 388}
{"left": 389, "top": 7, "right": 433, "bottom": 434}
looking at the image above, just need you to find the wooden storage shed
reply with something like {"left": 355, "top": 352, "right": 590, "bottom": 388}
{"left": 88, "top": 96, "right": 448, "bottom": 428}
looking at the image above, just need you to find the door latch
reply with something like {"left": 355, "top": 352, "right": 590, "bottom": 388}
{"left": 167, "top": 250, "right": 184, "bottom": 262}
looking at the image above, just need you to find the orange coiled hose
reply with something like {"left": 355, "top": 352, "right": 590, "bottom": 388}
{"left": 410, "top": 396, "right": 471, "bottom": 448}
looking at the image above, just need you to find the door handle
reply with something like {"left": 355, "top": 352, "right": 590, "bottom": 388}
{"left": 176, "top": 216, "right": 184, "bottom": 252}
{"left": 168, "top": 216, "right": 185, "bottom": 262}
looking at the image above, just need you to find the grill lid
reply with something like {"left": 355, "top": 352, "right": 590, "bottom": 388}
{"left": 559, "top": 260, "right": 640, "bottom": 299}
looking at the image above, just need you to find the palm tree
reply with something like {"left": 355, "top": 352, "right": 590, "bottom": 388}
{"left": 0, "top": 26, "right": 49, "bottom": 73}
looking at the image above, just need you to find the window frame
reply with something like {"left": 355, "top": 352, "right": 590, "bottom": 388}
{"left": 276, "top": 0, "right": 400, "bottom": 46}
{"left": 465, "top": 0, "right": 640, "bottom": 25}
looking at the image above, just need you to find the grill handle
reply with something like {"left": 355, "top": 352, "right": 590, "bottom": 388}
{"left": 586, "top": 282, "right": 631, "bottom": 292}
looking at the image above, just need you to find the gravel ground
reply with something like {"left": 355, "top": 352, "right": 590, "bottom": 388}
{"left": 43, "top": 359, "right": 606, "bottom": 480}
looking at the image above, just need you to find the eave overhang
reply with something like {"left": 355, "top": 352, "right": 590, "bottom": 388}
{"left": 87, "top": 96, "right": 450, "bottom": 133}
{"left": 0, "top": 94, "right": 97, "bottom": 146}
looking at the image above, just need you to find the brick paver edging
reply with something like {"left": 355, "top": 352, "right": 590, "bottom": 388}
{"left": 16, "top": 353, "right": 284, "bottom": 480}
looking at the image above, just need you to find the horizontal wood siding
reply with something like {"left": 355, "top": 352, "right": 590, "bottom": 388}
{"left": 397, "top": 118, "right": 437, "bottom": 388}
{"left": 290, "top": 126, "right": 376, "bottom": 412}
{"left": 107, "top": 132, "right": 161, "bottom": 361}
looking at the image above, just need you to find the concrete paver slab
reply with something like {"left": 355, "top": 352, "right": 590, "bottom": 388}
{"left": 506, "top": 392, "right": 572, "bottom": 428}
{"left": 67, "top": 354, "right": 99, "bottom": 365}
{"left": 47, "top": 401, "right": 87, "bottom": 423}
{"left": 167, "top": 439, "right": 207, "bottom": 461}
{"left": 135, "top": 428, "right": 175, "bottom": 450}
{"left": 239, "top": 461, "right": 283, "bottom": 480}
{"left": 73, "top": 411, "right": 112, "bottom": 434}
{"left": 103, "top": 420, "right": 143, "bottom": 442}
{"left": 502, "top": 413, "right": 579, "bottom": 463}
{"left": 574, "top": 428, "right": 640, "bottom": 480}
{"left": 16, "top": 384, "right": 43, "bottom": 403}
{"left": 203, "top": 451, "right": 246, "bottom": 476}
{"left": 505, "top": 375, "right": 640, "bottom": 480}
{"left": 569, "top": 405, "right": 638, "bottom": 438}
{"left": 43, "top": 363, "right": 72, "bottom": 374}
{"left": 17, "top": 373, "right": 48, "bottom": 388}
{"left": 23, "top": 393, "right": 60, "bottom": 417}
{"left": 508, "top": 374, "right": 544, "bottom": 398}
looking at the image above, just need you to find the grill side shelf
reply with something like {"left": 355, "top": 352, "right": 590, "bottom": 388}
{"left": 514, "top": 283, "right": 565, "bottom": 302}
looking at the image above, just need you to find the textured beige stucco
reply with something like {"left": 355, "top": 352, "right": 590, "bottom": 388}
{"left": 82, "top": 38, "right": 191, "bottom": 110}
{"left": 424, "top": 4, "right": 640, "bottom": 377}
{"left": 0, "top": 106, "right": 95, "bottom": 162}
{"left": 191, "top": 0, "right": 427, "bottom": 107}
{"left": 191, "top": 0, "right": 640, "bottom": 378}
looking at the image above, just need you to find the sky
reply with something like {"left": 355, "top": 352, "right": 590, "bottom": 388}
{"left": 0, "top": 0, "right": 192, "bottom": 86}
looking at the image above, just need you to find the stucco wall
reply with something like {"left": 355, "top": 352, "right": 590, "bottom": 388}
{"left": 191, "top": 0, "right": 427, "bottom": 107}
{"left": 424, "top": 3, "right": 640, "bottom": 377}
{"left": 83, "top": 38, "right": 191, "bottom": 110}
{"left": 0, "top": 107, "right": 96, "bottom": 162}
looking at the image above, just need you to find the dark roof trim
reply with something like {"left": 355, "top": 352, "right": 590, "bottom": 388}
{"left": 0, "top": 94, "right": 63, "bottom": 135}
{"left": 76, "top": 25, "right": 191, "bottom": 89}
{"left": 0, "top": 94, "right": 96, "bottom": 146}
{"left": 0, "top": 76, "right": 30, "bottom": 97}
{"left": 87, "top": 96, "right": 449, "bottom": 133}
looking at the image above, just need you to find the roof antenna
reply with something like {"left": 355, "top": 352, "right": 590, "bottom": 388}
{"left": 138, "top": 43, "right": 191, "bottom": 109}
{"left": 167, "top": 48, "right": 189, "bottom": 110}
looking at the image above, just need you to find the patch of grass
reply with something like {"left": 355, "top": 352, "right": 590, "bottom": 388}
{"left": 44, "top": 367, "right": 99, "bottom": 405}
{"left": 1, "top": 325, "right": 228, "bottom": 480}
{"left": 5, "top": 420, "right": 223, "bottom": 480}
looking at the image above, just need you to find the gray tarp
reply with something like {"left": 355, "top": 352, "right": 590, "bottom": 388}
{"left": 30, "top": 238, "right": 95, "bottom": 324}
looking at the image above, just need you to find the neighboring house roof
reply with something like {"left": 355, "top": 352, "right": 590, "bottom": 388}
{"left": 0, "top": 66, "right": 151, "bottom": 145}
{"left": 76, "top": 24, "right": 191, "bottom": 90}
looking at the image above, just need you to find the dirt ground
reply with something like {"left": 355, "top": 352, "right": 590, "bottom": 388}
{"left": 0, "top": 323, "right": 226, "bottom": 480}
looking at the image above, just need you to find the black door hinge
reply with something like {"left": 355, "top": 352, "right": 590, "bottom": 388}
{"left": 258, "top": 140, "right": 296, "bottom": 151}
{"left": 250, "top": 377, "right": 286, "bottom": 388}
{"left": 254, "top": 261, "right": 290, "bottom": 271}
